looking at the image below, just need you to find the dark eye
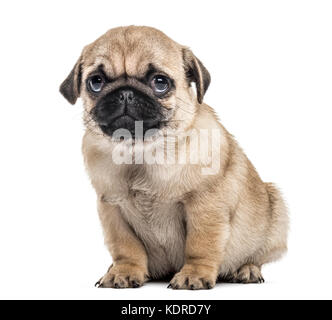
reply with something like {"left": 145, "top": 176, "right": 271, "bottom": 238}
{"left": 88, "top": 75, "right": 104, "bottom": 93}
{"left": 151, "top": 75, "right": 170, "bottom": 95}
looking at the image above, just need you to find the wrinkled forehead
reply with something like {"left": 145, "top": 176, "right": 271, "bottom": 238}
{"left": 82, "top": 29, "right": 183, "bottom": 79}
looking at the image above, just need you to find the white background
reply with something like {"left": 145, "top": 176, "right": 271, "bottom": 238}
{"left": 0, "top": 0, "right": 331, "bottom": 300}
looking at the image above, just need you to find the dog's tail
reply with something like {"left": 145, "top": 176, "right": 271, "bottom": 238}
{"left": 264, "top": 183, "right": 289, "bottom": 262}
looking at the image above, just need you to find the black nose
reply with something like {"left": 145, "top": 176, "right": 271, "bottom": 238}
{"left": 118, "top": 89, "right": 134, "bottom": 104}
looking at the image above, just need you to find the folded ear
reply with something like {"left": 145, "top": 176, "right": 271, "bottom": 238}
{"left": 182, "top": 48, "right": 211, "bottom": 104}
{"left": 59, "top": 56, "right": 82, "bottom": 105}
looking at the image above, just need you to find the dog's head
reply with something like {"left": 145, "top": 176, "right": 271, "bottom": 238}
{"left": 60, "top": 26, "right": 210, "bottom": 139}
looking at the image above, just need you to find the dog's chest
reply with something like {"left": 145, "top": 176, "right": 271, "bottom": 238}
{"left": 124, "top": 189, "right": 186, "bottom": 277}
{"left": 106, "top": 166, "right": 187, "bottom": 276}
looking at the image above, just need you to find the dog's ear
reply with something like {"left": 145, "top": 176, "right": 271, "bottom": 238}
{"left": 59, "top": 56, "right": 83, "bottom": 105}
{"left": 182, "top": 47, "right": 211, "bottom": 104}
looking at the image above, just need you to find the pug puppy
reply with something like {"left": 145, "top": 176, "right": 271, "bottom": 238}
{"left": 60, "top": 26, "right": 288, "bottom": 289}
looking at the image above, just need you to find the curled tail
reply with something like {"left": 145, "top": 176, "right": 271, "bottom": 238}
{"left": 263, "top": 183, "right": 289, "bottom": 263}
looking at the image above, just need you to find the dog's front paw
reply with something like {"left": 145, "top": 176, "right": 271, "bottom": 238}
{"left": 95, "top": 264, "right": 148, "bottom": 289}
{"left": 168, "top": 264, "right": 217, "bottom": 290}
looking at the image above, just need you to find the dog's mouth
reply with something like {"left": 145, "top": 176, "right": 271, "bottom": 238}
{"left": 98, "top": 115, "right": 163, "bottom": 139}
{"left": 90, "top": 87, "right": 166, "bottom": 139}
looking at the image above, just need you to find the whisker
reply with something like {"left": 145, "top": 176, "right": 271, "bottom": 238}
{"left": 175, "top": 99, "right": 196, "bottom": 115}
{"left": 174, "top": 104, "right": 196, "bottom": 115}
{"left": 160, "top": 119, "right": 186, "bottom": 122}
{"left": 176, "top": 96, "right": 196, "bottom": 107}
